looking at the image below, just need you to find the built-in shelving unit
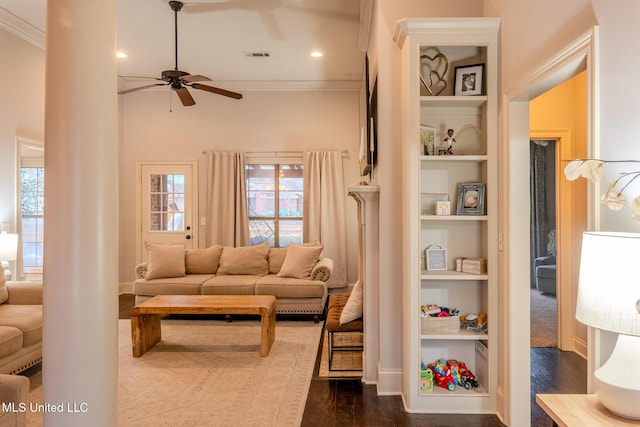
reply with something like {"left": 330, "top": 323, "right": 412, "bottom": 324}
{"left": 394, "top": 18, "right": 500, "bottom": 413}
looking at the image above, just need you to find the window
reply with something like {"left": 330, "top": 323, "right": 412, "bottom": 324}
{"left": 246, "top": 164, "right": 303, "bottom": 247}
{"left": 20, "top": 166, "right": 44, "bottom": 279}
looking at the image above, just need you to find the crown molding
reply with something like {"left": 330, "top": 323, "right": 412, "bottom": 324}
{"left": 0, "top": 7, "right": 45, "bottom": 50}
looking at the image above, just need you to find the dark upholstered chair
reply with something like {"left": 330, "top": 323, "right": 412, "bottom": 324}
{"left": 534, "top": 255, "right": 556, "bottom": 294}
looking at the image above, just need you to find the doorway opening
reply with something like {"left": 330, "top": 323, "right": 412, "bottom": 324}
{"left": 530, "top": 139, "right": 558, "bottom": 349}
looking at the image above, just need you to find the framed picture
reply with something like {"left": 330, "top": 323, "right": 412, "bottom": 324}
{"left": 436, "top": 200, "right": 451, "bottom": 216}
{"left": 454, "top": 64, "right": 484, "bottom": 96}
{"left": 456, "top": 183, "right": 485, "bottom": 215}
{"left": 420, "top": 125, "right": 436, "bottom": 155}
{"left": 426, "top": 245, "right": 447, "bottom": 271}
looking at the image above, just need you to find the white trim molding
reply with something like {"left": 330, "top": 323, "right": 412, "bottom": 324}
{"left": 0, "top": 7, "right": 45, "bottom": 49}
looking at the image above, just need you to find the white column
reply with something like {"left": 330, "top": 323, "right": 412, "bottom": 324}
{"left": 348, "top": 185, "right": 380, "bottom": 384}
{"left": 43, "top": 1, "right": 118, "bottom": 425}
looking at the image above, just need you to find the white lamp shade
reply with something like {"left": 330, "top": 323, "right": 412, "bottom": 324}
{"left": 576, "top": 231, "right": 640, "bottom": 336}
{"left": 0, "top": 233, "right": 18, "bottom": 261}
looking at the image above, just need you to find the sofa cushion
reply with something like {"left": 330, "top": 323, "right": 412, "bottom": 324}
{"left": 0, "top": 275, "right": 7, "bottom": 305}
{"left": 0, "top": 326, "right": 23, "bottom": 359}
{"left": 200, "top": 275, "right": 259, "bottom": 295}
{"left": 268, "top": 248, "right": 288, "bottom": 274}
{"left": 0, "top": 305, "right": 42, "bottom": 347}
{"left": 340, "top": 281, "right": 363, "bottom": 324}
{"left": 145, "top": 243, "right": 186, "bottom": 280}
{"left": 255, "top": 275, "right": 326, "bottom": 298}
{"left": 217, "top": 243, "right": 269, "bottom": 275}
{"left": 185, "top": 245, "right": 223, "bottom": 274}
{"left": 133, "top": 275, "right": 213, "bottom": 296}
{"left": 277, "top": 243, "right": 323, "bottom": 279}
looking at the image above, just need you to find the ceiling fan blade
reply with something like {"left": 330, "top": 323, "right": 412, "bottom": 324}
{"left": 181, "top": 74, "right": 211, "bottom": 83}
{"left": 118, "top": 83, "right": 167, "bottom": 94}
{"left": 176, "top": 87, "right": 196, "bottom": 106}
{"left": 191, "top": 83, "right": 243, "bottom": 100}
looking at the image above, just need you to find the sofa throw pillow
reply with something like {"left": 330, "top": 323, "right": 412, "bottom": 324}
{"left": 277, "top": 243, "right": 323, "bottom": 279}
{"left": 340, "top": 281, "right": 363, "bottom": 325}
{"left": 0, "top": 274, "right": 7, "bottom": 304}
{"left": 144, "top": 243, "right": 186, "bottom": 280}
{"left": 268, "top": 247, "right": 288, "bottom": 274}
{"left": 185, "top": 245, "right": 223, "bottom": 274}
{"left": 217, "top": 242, "right": 270, "bottom": 275}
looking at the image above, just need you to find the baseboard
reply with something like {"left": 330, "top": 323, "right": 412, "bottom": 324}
{"left": 376, "top": 367, "right": 403, "bottom": 395}
{"left": 573, "top": 336, "right": 587, "bottom": 359}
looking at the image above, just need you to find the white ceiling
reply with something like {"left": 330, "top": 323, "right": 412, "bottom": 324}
{"left": 0, "top": 0, "right": 366, "bottom": 91}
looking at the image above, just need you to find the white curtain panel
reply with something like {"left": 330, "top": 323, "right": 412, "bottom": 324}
{"left": 303, "top": 151, "right": 347, "bottom": 287}
{"left": 205, "top": 151, "right": 250, "bottom": 247}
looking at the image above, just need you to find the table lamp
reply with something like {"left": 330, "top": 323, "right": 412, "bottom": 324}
{"left": 0, "top": 233, "right": 18, "bottom": 281}
{"left": 576, "top": 231, "right": 640, "bottom": 419}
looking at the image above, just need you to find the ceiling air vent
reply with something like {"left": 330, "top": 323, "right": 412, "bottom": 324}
{"left": 244, "top": 51, "right": 271, "bottom": 58}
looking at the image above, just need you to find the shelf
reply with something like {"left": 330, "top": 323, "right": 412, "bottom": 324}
{"left": 419, "top": 383, "right": 489, "bottom": 397}
{"left": 421, "top": 329, "right": 488, "bottom": 340}
{"left": 420, "top": 214, "right": 487, "bottom": 221}
{"left": 421, "top": 270, "right": 488, "bottom": 280}
{"left": 420, "top": 96, "right": 487, "bottom": 108}
{"left": 420, "top": 155, "right": 487, "bottom": 162}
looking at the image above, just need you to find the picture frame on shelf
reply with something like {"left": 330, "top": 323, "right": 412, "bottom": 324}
{"left": 419, "top": 125, "right": 436, "bottom": 155}
{"left": 456, "top": 183, "right": 485, "bottom": 215}
{"left": 436, "top": 200, "right": 451, "bottom": 216}
{"left": 425, "top": 245, "right": 447, "bottom": 271}
{"left": 454, "top": 64, "right": 484, "bottom": 96}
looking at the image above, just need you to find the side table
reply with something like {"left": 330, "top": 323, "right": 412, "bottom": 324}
{"left": 536, "top": 394, "right": 640, "bottom": 426}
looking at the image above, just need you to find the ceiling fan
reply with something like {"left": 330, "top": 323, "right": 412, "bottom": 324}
{"left": 118, "top": 0, "right": 242, "bottom": 106}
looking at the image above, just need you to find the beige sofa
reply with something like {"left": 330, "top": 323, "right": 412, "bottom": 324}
{"left": 133, "top": 242, "right": 333, "bottom": 320}
{"left": 0, "top": 276, "right": 42, "bottom": 375}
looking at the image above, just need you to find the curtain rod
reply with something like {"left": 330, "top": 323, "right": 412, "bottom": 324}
{"left": 202, "top": 150, "right": 350, "bottom": 159}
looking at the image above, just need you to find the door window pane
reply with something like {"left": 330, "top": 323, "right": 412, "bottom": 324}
{"left": 149, "top": 173, "right": 185, "bottom": 231}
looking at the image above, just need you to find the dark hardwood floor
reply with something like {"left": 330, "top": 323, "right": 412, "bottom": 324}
{"left": 115, "top": 294, "right": 586, "bottom": 426}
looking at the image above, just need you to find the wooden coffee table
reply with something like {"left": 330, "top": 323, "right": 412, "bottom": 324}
{"left": 130, "top": 295, "right": 276, "bottom": 357}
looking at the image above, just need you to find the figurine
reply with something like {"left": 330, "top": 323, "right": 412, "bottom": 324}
{"left": 443, "top": 129, "right": 456, "bottom": 155}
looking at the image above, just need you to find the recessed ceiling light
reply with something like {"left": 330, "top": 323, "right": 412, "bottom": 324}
{"left": 310, "top": 51, "right": 323, "bottom": 58}
{"left": 116, "top": 52, "right": 127, "bottom": 58}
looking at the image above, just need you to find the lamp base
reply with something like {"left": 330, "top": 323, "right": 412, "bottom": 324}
{"left": 594, "top": 334, "right": 640, "bottom": 420}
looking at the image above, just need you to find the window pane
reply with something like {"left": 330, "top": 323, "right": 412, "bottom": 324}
{"left": 247, "top": 163, "right": 303, "bottom": 247}
{"left": 249, "top": 219, "right": 275, "bottom": 246}
{"left": 279, "top": 220, "right": 303, "bottom": 246}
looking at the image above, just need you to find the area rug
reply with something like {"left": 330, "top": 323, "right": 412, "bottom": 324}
{"left": 318, "top": 330, "right": 363, "bottom": 378}
{"left": 26, "top": 318, "right": 322, "bottom": 426}
{"left": 530, "top": 288, "right": 558, "bottom": 348}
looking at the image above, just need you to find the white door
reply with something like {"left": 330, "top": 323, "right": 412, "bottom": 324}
{"left": 137, "top": 162, "right": 197, "bottom": 263}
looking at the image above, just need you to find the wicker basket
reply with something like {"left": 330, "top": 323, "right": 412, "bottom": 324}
{"left": 421, "top": 316, "right": 460, "bottom": 334}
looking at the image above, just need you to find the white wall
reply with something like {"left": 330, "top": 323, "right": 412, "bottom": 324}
{"left": 118, "top": 89, "right": 363, "bottom": 281}
{"left": 0, "top": 29, "right": 45, "bottom": 229}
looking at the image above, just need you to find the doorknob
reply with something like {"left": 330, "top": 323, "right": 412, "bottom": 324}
{"left": 186, "top": 235, "right": 191, "bottom": 240}
{"left": 186, "top": 225, "right": 191, "bottom": 231}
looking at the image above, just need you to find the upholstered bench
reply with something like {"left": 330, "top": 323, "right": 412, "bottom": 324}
{"left": 325, "top": 294, "right": 363, "bottom": 371}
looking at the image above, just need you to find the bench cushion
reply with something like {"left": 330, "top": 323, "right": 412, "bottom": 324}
{"left": 326, "top": 295, "right": 363, "bottom": 332}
